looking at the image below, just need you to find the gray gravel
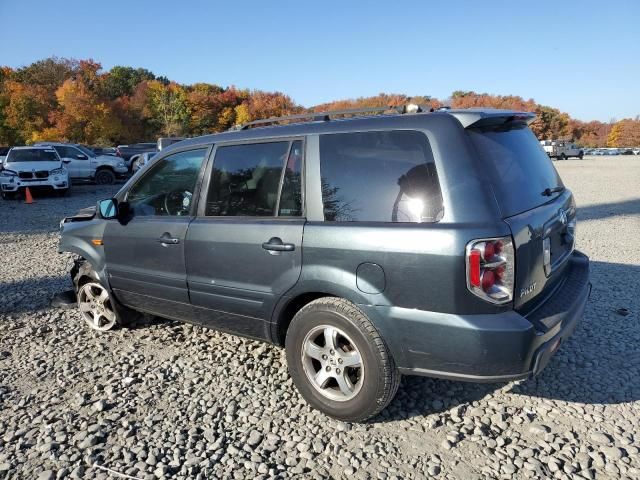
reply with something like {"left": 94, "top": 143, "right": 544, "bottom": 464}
{"left": 1, "top": 156, "right": 639, "bottom": 479}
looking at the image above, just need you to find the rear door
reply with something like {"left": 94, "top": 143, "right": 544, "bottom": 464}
{"left": 185, "top": 138, "right": 305, "bottom": 339}
{"left": 467, "top": 125, "right": 576, "bottom": 313}
{"left": 104, "top": 147, "right": 209, "bottom": 319}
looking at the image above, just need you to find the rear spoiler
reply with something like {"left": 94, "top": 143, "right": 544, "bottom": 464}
{"left": 443, "top": 109, "right": 536, "bottom": 129}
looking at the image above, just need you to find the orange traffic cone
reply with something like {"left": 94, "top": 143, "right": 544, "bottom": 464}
{"left": 25, "top": 187, "right": 35, "bottom": 204}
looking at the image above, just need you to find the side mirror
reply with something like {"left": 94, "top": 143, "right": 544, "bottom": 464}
{"left": 62, "top": 159, "right": 72, "bottom": 164}
{"left": 76, "top": 154, "right": 88, "bottom": 160}
{"left": 98, "top": 198, "right": 119, "bottom": 219}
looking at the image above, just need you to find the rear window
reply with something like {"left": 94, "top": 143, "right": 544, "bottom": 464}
{"left": 319, "top": 130, "right": 443, "bottom": 222}
{"left": 467, "top": 126, "right": 563, "bottom": 218}
{"left": 7, "top": 149, "right": 59, "bottom": 162}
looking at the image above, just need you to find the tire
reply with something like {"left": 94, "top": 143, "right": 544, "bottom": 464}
{"left": 95, "top": 169, "right": 116, "bottom": 185}
{"left": 578, "top": 152, "right": 584, "bottom": 159}
{"left": 559, "top": 153, "right": 566, "bottom": 160}
{"left": 285, "top": 297, "right": 400, "bottom": 422}
{"left": 72, "top": 260, "right": 139, "bottom": 331}
{"left": 56, "top": 188, "right": 70, "bottom": 197}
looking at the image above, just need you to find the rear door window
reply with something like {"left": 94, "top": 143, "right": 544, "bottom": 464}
{"left": 467, "top": 126, "right": 563, "bottom": 218}
{"left": 319, "top": 130, "right": 443, "bottom": 222}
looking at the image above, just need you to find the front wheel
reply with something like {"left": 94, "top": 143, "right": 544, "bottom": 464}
{"left": 72, "top": 261, "right": 139, "bottom": 331}
{"left": 286, "top": 297, "right": 400, "bottom": 422}
{"left": 95, "top": 169, "right": 116, "bottom": 185}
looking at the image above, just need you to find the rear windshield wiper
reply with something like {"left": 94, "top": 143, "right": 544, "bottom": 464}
{"left": 541, "top": 186, "right": 565, "bottom": 196}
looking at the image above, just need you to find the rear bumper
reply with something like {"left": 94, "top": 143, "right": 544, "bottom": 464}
{"left": 363, "top": 250, "right": 590, "bottom": 382}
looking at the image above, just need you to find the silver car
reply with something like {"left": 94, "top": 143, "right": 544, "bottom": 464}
{"left": 35, "top": 143, "right": 128, "bottom": 184}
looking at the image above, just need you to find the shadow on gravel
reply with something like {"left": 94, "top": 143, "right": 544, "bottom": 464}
{"left": 0, "top": 274, "right": 71, "bottom": 315}
{"left": 511, "top": 259, "right": 639, "bottom": 405}
{"left": 578, "top": 198, "right": 640, "bottom": 222}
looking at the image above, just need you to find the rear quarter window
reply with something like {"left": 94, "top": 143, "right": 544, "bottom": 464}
{"left": 467, "top": 126, "right": 564, "bottom": 218}
{"left": 319, "top": 130, "right": 443, "bottom": 223}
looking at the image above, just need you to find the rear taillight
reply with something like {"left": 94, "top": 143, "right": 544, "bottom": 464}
{"left": 466, "top": 236, "right": 514, "bottom": 304}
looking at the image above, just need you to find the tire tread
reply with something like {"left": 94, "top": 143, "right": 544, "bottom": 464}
{"left": 291, "top": 297, "right": 400, "bottom": 421}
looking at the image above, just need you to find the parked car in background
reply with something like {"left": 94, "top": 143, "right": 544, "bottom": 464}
{"left": 0, "top": 147, "right": 10, "bottom": 167}
{"left": 1, "top": 146, "right": 69, "bottom": 199}
{"left": 59, "top": 106, "right": 590, "bottom": 421}
{"left": 115, "top": 143, "right": 157, "bottom": 169}
{"left": 633, "top": 148, "right": 640, "bottom": 155}
{"left": 132, "top": 151, "right": 156, "bottom": 173}
{"left": 35, "top": 142, "right": 128, "bottom": 184}
{"left": 540, "top": 140, "right": 584, "bottom": 159}
{"left": 91, "top": 146, "right": 117, "bottom": 156}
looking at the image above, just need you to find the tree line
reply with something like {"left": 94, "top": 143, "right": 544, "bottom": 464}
{"left": 1, "top": 57, "right": 638, "bottom": 148}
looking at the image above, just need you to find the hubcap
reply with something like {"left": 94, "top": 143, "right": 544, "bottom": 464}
{"left": 301, "top": 325, "right": 364, "bottom": 402}
{"left": 77, "top": 282, "right": 117, "bottom": 331}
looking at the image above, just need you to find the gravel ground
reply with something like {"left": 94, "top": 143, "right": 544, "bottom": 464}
{"left": 0, "top": 156, "right": 639, "bottom": 480}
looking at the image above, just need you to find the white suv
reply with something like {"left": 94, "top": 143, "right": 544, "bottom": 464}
{"left": 35, "top": 143, "right": 128, "bottom": 184}
{"left": 0, "top": 146, "right": 70, "bottom": 199}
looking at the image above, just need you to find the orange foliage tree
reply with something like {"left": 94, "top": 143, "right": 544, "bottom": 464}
{"left": 0, "top": 57, "right": 637, "bottom": 148}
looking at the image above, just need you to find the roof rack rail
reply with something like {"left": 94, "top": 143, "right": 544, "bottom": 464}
{"left": 232, "top": 104, "right": 425, "bottom": 131}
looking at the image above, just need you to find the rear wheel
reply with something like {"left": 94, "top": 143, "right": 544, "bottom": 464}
{"left": 286, "top": 297, "right": 400, "bottom": 422}
{"left": 578, "top": 152, "right": 584, "bottom": 159}
{"left": 95, "top": 169, "right": 115, "bottom": 185}
{"left": 559, "top": 153, "right": 567, "bottom": 160}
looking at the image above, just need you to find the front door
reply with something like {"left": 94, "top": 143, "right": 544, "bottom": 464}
{"left": 104, "top": 147, "right": 209, "bottom": 320}
{"left": 185, "top": 139, "right": 305, "bottom": 339}
{"left": 53, "top": 145, "right": 88, "bottom": 178}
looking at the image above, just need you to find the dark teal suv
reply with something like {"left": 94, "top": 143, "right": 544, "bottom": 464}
{"left": 59, "top": 106, "right": 590, "bottom": 421}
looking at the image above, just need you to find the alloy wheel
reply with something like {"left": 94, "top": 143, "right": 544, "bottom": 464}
{"left": 77, "top": 282, "right": 117, "bottom": 331}
{"left": 301, "top": 324, "right": 364, "bottom": 402}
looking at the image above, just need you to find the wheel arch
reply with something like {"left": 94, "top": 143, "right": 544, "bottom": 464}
{"left": 270, "top": 281, "right": 375, "bottom": 346}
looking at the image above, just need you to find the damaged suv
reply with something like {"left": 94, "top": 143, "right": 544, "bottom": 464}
{"left": 1, "top": 146, "right": 70, "bottom": 199}
{"left": 58, "top": 106, "right": 590, "bottom": 421}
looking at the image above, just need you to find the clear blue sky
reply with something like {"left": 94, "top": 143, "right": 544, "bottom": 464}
{"left": 1, "top": 0, "right": 638, "bottom": 122}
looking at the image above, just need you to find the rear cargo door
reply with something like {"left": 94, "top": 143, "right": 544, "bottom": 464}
{"left": 467, "top": 124, "right": 576, "bottom": 312}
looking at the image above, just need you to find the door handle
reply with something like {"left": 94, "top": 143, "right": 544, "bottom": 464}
{"left": 262, "top": 237, "right": 295, "bottom": 252}
{"left": 157, "top": 233, "right": 180, "bottom": 245}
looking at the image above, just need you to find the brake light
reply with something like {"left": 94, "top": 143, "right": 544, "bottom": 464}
{"left": 466, "top": 236, "right": 514, "bottom": 304}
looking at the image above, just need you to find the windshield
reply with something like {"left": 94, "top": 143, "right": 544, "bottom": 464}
{"left": 7, "top": 149, "right": 60, "bottom": 163}
{"left": 468, "top": 125, "right": 563, "bottom": 218}
{"left": 77, "top": 145, "right": 96, "bottom": 157}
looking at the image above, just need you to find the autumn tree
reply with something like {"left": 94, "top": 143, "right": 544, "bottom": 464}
{"left": 46, "top": 61, "right": 125, "bottom": 144}
{"left": 234, "top": 90, "right": 299, "bottom": 126}
{"left": 313, "top": 93, "right": 441, "bottom": 113}
{"left": 186, "top": 82, "right": 226, "bottom": 135}
{"left": 3, "top": 80, "right": 52, "bottom": 143}
{"left": 101, "top": 66, "right": 156, "bottom": 99}
{"left": 147, "top": 81, "right": 190, "bottom": 136}
{"left": 607, "top": 120, "right": 640, "bottom": 147}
